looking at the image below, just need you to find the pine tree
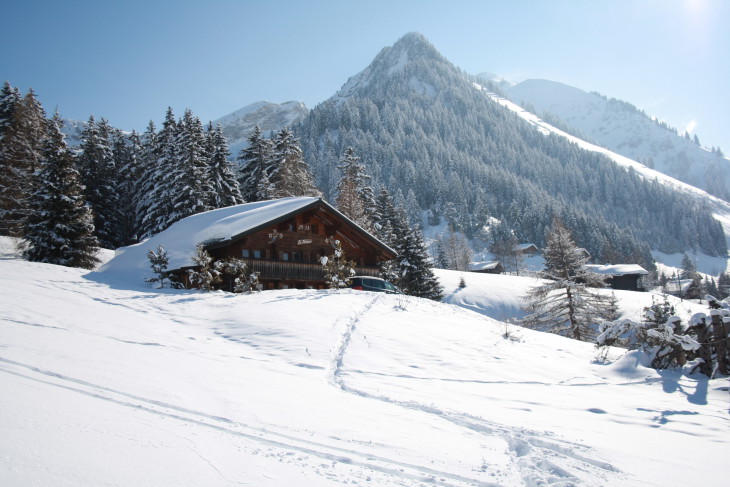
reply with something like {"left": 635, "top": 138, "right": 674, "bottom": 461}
{"left": 187, "top": 244, "right": 221, "bottom": 291}
{"left": 135, "top": 121, "right": 161, "bottom": 239}
{"left": 335, "top": 147, "right": 375, "bottom": 231}
{"left": 170, "top": 109, "right": 213, "bottom": 223}
{"left": 78, "top": 116, "right": 122, "bottom": 248}
{"left": 145, "top": 244, "right": 171, "bottom": 288}
{"left": 0, "top": 88, "right": 46, "bottom": 236}
{"left": 115, "top": 129, "right": 143, "bottom": 244}
{"left": 271, "top": 127, "right": 320, "bottom": 198}
{"left": 392, "top": 208, "right": 443, "bottom": 300}
{"left": 321, "top": 237, "right": 356, "bottom": 288}
{"left": 237, "top": 125, "right": 273, "bottom": 202}
{"left": 206, "top": 122, "right": 243, "bottom": 208}
{"left": 376, "top": 189, "right": 442, "bottom": 300}
{"left": 0, "top": 82, "right": 22, "bottom": 236}
{"left": 23, "top": 113, "right": 99, "bottom": 269}
{"left": 521, "top": 220, "right": 611, "bottom": 341}
{"left": 145, "top": 107, "right": 178, "bottom": 235}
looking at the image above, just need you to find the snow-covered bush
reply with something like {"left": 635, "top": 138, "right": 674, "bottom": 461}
{"left": 217, "top": 257, "right": 260, "bottom": 293}
{"left": 187, "top": 244, "right": 221, "bottom": 291}
{"left": 597, "top": 296, "right": 705, "bottom": 371}
{"left": 146, "top": 245, "right": 174, "bottom": 288}
{"left": 321, "top": 237, "right": 356, "bottom": 289}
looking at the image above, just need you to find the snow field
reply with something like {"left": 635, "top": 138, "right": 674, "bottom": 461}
{"left": 1, "top": 248, "right": 728, "bottom": 486}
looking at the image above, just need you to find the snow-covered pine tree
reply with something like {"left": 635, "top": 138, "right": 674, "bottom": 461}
{"left": 170, "top": 109, "right": 213, "bottom": 223}
{"left": 237, "top": 125, "right": 274, "bottom": 202}
{"left": 0, "top": 81, "right": 22, "bottom": 236}
{"left": 271, "top": 127, "right": 320, "bottom": 198}
{"left": 375, "top": 188, "right": 441, "bottom": 300}
{"left": 145, "top": 244, "right": 171, "bottom": 288}
{"left": 321, "top": 237, "right": 356, "bottom": 288}
{"left": 206, "top": 122, "right": 243, "bottom": 209}
{"left": 391, "top": 207, "right": 443, "bottom": 300}
{"left": 114, "top": 129, "right": 143, "bottom": 244}
{"left": 372, "top": 187, "right": 401, "bottom": 283}
{"left": 0, "top": 88, "right": 46, "bottom": 236}
{"left": 145, "top": 108, "right": 178, "bottom": 236}
{"left": 23, "top": 113, "right": 99, "bottom": 269}
{"left": 78, "top": 116, "right": 123, "bottom": 248}
{"left": 187, "top": 244, "right": 221, "bottom": 291}
{"left": 216, "top": 257, "right": 259, "bottom": 293}
{"left": 134, "top": 121, "right": 161, "bottom": 239}
{"left": 335, "top": 147, "right": 375, "bottom": 231}
{"left": 521, "top": 219, "right": 612, "bottom": 341}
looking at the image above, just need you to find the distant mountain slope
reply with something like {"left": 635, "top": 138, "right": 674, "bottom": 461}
{"left": 507, "top": 79, "right": 730, "bottom": 201}
{"left": 214, "top": 100, "right": 308, "bottom": 156}
{"left": 294, "top": 32, "right": 726, "bottom": 266}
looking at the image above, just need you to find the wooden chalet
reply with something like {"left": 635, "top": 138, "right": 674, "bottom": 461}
{"left": 469, "top": 261, "right": 504, "bottom": 274}
{"left": 585, "top": 264, "right": 649, "bottom": 291}
{"left": 171, "top": 197, "right": 397, "bottom": 291}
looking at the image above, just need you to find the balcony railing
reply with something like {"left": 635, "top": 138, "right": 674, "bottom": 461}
{"left": 241, "top": 259, "right": 380, "bottom": 282}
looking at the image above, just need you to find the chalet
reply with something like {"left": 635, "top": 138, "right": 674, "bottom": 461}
{"left": 469, "top": 261, "right": 504, "bottom": 274}
{"left": 514, "top": 243, "right": 539, "bottom": 256}
{"left": 585, "top": 264, "right": 648, "bottom": 291}
{"left": 168, "top": 197, "right": 396, "bottom": 290}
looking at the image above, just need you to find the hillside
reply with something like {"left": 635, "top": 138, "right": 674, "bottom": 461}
{"left": 214, "top": 100, "right": 309, "bottom": 156}
{"left": 507, "top": 79, "right": 730, "bottom": 202}
{"left": 294, "top": 33, "right": 726, "bottom": 268}
{"left": 1, "top": 238, "right": 727, "bottom": 486}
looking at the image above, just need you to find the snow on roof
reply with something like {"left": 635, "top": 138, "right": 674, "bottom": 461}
{"left": 99, "top": 197, "right": 321, "bottom": 283}
{"left": 586, "top": 264, "right": 648, "bottom": 276}
{"left": 469, "top": 261, "right": 501, "bottom": 272}
{"left": 515, "top": 243, "right": 538, "bottom": 252}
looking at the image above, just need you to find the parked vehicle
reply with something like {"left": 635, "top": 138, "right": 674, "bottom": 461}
{"left": 349, "top": 276, "right": 401, "bottom": 294}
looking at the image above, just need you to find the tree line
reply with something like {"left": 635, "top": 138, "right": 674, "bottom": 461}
{"left": 0, "top": 82, "right": 443, "bottom": 299}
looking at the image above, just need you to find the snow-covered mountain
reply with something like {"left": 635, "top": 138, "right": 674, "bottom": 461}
{"left": 214, "top": 100, "right": 309, "bottom": 156}
{"left": 2, "top": 237, "right": 727, "bottom": 486}
{"left": 507, "top": 79, "right": 730, "bottom": 202}
{"left": 294, "top": 32, "right": 726, "bottom": 268}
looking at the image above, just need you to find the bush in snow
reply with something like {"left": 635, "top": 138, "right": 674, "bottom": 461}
{"left": 217, "top": 257, "right": 260, "bottom": 293}
{"left": 145, "top": 244, "right": 175, "bottom": 288}
{"left": 597, "top": 295, "right": 729, "bottom": 376}
{"left": 321, "top": 237, "right": 356, "bottom": 289}
{"left": 187, "top": 244, "right": 221, "bottom": 291}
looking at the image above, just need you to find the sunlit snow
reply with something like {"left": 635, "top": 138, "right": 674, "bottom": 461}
{"left": 1, "top": 237, "right": 727, "bottom": 486}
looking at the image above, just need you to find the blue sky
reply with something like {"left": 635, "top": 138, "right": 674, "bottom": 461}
{"left": 2, "top": 0, "right": 728, "bottom": 152}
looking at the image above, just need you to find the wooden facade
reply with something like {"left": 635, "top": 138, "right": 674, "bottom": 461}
{"left": 175, "top": 199, "right": 396, "bottom": 290}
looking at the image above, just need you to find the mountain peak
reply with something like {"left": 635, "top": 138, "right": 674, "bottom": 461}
{"left": 335, "top": 32, "right": 448, "bottom": 99}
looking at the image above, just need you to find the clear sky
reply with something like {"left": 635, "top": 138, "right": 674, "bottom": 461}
{"left": 2, "top": 0, "right": 728, "bottom": 152}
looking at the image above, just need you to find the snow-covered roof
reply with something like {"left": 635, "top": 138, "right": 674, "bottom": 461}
{"left": 585, "top": 264, "right": 648, "bottom": 276}
{"left": 664, "top": 279, "right": 695, "bottom": 293}
{"left": 469, "top": 261, "right": 501, "bottom": 272}
{"left": 100, "top": 197, "right": 383, "bottom": 284}
{"left": 514, "top": 243, "right": 538, "bottom": 253}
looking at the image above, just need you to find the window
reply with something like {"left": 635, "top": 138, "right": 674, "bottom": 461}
{"left": 310, "top": 224, "right": 318, "bottom": 235}
{"left": 253, "top": 250, "right": 262, "bottom": 259}
{"left": 281, "top": 252, "right": 289, "bottom": 261}
{"left": 242, "top": 249, "right": 250, "bottom": 258}
{"left": 288, "top": 223, "right": 296, "bottom": 232}
{"left": 293, "top": 252, "right": 303, "bottom": 262}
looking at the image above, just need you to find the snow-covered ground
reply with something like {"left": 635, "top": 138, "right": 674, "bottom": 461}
{"left": 1, "top": 237, "right": 727, "bottom": 486}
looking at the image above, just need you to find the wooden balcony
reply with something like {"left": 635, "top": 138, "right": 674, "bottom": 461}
{"left": 241, "top": 259, "right": 380, "bottom": 282}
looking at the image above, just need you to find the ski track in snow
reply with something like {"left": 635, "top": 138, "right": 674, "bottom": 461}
{"left": 0, "top": 355, "right": 494, "bottom": 487}
{"left": 326, "top": 296, "right": 625, "bottom": 487}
